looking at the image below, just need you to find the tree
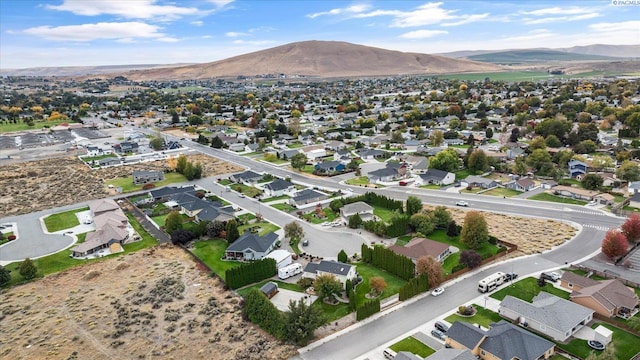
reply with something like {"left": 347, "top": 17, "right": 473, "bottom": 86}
{"left": 369, "top": 276, "right": 387, "bottom": 296}
{"left": 459, "top": 250, "right": 482, "bottom": 269}
{"left": 545, "top": 134, "right": 562, "bottom": 148}
{"left": 183, "top": 161, "right": 195, "bottom": 180}
{"left": 430, "top": 130, "right": 444, "bottom": 147}
{"left": 337, "top": 249, "right": 348, "bottom": 263}
{"left": 405, "top": 196, "right": 423, "bottom": 216}
{"left": 429, "top": 148, "right": 461, "bottom": 172}
{"left": 290, "top": 153, "right": 308, "bottom": 170}
{"left": 509, "top": 128, "right": 520, "bottom": 142}
{"left": 467, "top": 149, "right": 489, "bottom": 174}
{"left": 616, "top": 160, "right": 640, "bottom": 182}
{"left": 485, "top": 127, "right": 493, "bottom": 139}
{"left": 416, "top": 256, "right": 443, "bottom": 287}
{"left": 0, "top": 265, "right": 11, "bottom": 285}
{"left": 431, "top": 206, "right": 452, "bottom": 229}
{"left": 574, "top": 139, "right": 597, "bottom": 154}
{"left": 175, "top": 154, "right": 188, "bottom": 174}
{"left": 284, "top": 221, "right": 304, "bottom": 242}
{"left": 225, "top": 219, "right": 240, "bottom": 243}
{"left": 164, "top": 210, "right": 183, "bottom": 234}
{"left": 446, "top": 220, "right": 459, "bottom": 237}
{"left": 622, "top": 213, "right": 640, "bottom": 243}
{"left": 171, "top": 229, "right": 195, "bottom": 245}
{"left": 601, "top": 229, "right": 628, "bottom": 259}
{"left": 149, "top": 133, "right": 164, "bottom": 150}
{"left": 206, "top": 220, "right": 226, "bottom": 238}
{"left": 19, "top": 258, "right": 38, "bottom": 279}
{"left": 513, "top": 155, "right": 528, "bottom": 176}
{"left": 329, "top": 199, "right": 344, "bottom": 212}
{"left": 283, "top": 298, "right": 326, "bottom": 346}
{"left": 210, "top": 136, "right": 224, "bottom": 148}
{"left": 313, "top": 274, "right": 343, "bottom": 302}
{"left": 409, "top": 212, "right": 434, "bottom": 235}
{"left": 348, "top": 213, "right": 363, "bottom": 229}
{"left": 528, "top": 136, "right": 547, "bottom": 151}
{"left": 581, "top": 173, "right": 603, "bottom": 190}
{"left": 590, "top": 155, "right": 614, "bottom": 171}
{"left": 526, "top": 149, "right": 553, "bottom": 174}
{"left": 460, "top": 211, "right": 489, "bottom": 249}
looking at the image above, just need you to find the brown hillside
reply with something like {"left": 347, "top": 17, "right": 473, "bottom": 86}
{"left": 124, "top": 40, "right": 503, "bottom": 80}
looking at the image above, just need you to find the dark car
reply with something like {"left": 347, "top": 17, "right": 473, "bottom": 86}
{"left": 431, "top": 329, "right": 446, "bottom": 341}
{"left": 434, "top": 321, "right": 449, "bottom": 333}
{"left": 504, "top": 273, "right": 518, "bottom": 281}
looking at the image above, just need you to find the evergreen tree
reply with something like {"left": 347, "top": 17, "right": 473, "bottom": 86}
{"left": 0, "top": 265, "right": 11, "bottom": 285}
{"left": 164, "top": 210, "right": 183, "bottom": 234}
{"left": 337, "top": 249, "right": 348, "bottom": 263}
{"left": 283, "top": 299, "right": 326, "bottom": 345}
{"left": 405, "top": 196, "right": 423, "bottom": 216}
{"left": 348, "top": 213, "right": 363, "bottom": 229}
{"left": 225, "top": 219, "right": 240, "bottom": 243}
{"left": 19, "top": 258, "right": 38, "bottom": 279}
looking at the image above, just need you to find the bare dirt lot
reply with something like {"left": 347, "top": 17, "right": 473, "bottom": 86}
{"left": 0, "top": 244, "right": 296, "bottom": 360}
{"left": 441, "top": 207, "right": 577, "bottom": 255}
{"left": 0, "top": 154, "right": 243, "bottom": 217}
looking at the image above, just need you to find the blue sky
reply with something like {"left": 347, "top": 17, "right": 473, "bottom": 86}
{"left": 1, "top": 0, "right": 638, "bottom": 69}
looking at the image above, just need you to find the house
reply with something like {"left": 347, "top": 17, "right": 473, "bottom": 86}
{"left": 388, "top": 237, "right": 452, "bottom": 263}
{"left": 461, "top": 175, "right": 498, "bottom": 189}
{"left": 593, "top": 192, "right": 615, "bottom": 206}
{"left": 113, "top": 141, "right": 139, "bottom": 154}
{"left": 264, "top": 249, "right": 293, "bottom": 269}
{"left": 628, "top": 181, "right": 640, "bottom": 195}
{"left": 423, "top": 348, "right": 476, "bottom": 360}
{"left": 630, "top": 192, "right": 640, "bottom": 209}
{"left": 86, "top": 146, "right": 103, "bottom": 157}
{"left": 357, "top": 148, "right": 386, "bottom": 160}
{"left": 260, "top": 281, "right": 279, "bottom": 299}
{"left": 302, "top": 260, "right": 357, "bottom": 286}
{"left": 367, "top": 162, "right": 408, "bottom": 183}
{"left": 314, "top": 160, "right": 346, "bottom": 174}
{"left": 506, "top": 147, "right": 525, "bottom": 160}
{"left": 70, "top": 199, "right": 131, "bottom": 258}
{"left": 560, "top": 272, "right": 639, "bottom": 318}
{"left": 498, "top": 292, "right": 594, "bottom": 341}
{"left": 568, "top": 159, "right": 588, "bottom": 178}
{"left": 228, "top": 142, "right": 246, "bottom": 152}
{"left": 289, "top": 189, "right": 329, "bottom": 207}
{"left": 415, "top": 169, "right": 455, "bottom": 186}
{"left": 133, "top": 170, "right": 164, "bottom": 185}
{"left": 225, "top": 232, "right": 279, "bottom": 261}
{"left": 506, "top": 177, "right": 536, "bottom": 192}
{"left": 230, "top": 170, "right": 263, "bottom": 185}
{"left": 148, "top": 185, "right": 197, "bottom": 202}
{"left": 552, "top": 186, "right": 599, "bottom": 201}
{"left": 444, "top": 138, "right": 464, "bottom": 146}
{"left": 540, "top": 180, "right": 557, "bottom": 189}
{"left": 244, "top": 143, "right": 260, "bottom": 152}
{"left": 97, "top": 157, "right": 121, "bottom": 167}
{"left": 277, "top": 148, "right": 301, "bottom": 160}
{"left": 170, "top": 192, "right": 235, "bottom": 223}
{"left": 301, "top": 145, "right": 326, "bottom": 160}
{"left": 445, "top": 320, "right": 555, "bottom": 360}
{"left": 340, "top": 201, "right": 374, "bottom": 222}
{"left": 263, "top": 179, "right": 296, "bottom": 198}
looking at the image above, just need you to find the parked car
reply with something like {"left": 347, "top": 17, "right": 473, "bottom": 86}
{"left": 431, "top": 329, "right": 446, "bottom": 341}
{"left": 431, "top": 287, "right": 445, "bottom": 296}
{"left": 541, "top": 272, "right": 561, "bottom": 282}
{"left": 504, "top": 273, "right": 518, "bottom": 281}
{"left": 434, "top": 321, "right": 450, "bottom": 333}
{"left": 455, "top": 200, "right": 468, "bottom": 207}
{"left": 302, "top": 239, "right": 309, "bottom": 246}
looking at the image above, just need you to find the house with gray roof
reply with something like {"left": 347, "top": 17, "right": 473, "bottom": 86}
{"left": 133, "top": 170, "right": 164, "bottom": 185}
{"left": 424, "top": 348, "right": 476, "bottom": 360}
{"left": 340, "top": 201, "right": 374, "bottom": 222}
{"left": 445, "top": 321, "right": 555, "bottom": 360}
{"left": 460, "top": 175, "right": 498, "bottom": 189}
{"left": 367, "top": 162, "right": 408, "bottom": 183}
{"left": 263, "top": 178, "right": 296, "bottom": 198}
{"left": 498, "top": 292, "right": 594, "bottom": 341}
{"left": 415, "top": 169, "right": 455, "bottom": 186}
{"left": 148, "top": 185, "right": 197, "bottom": 201}
{"left": 302, "top": 260, "right": 356, "bottom": 286}
{"left": 230, "top": 170, "right": 263, "bottom": 185}
{"left": 289, "top": 189, "right": 329, "bottom": 207}
{"left": 225, "top": 232, "right": 279, "bottom": 261}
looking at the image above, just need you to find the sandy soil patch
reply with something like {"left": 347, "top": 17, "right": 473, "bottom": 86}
{"left": 0, "top": 154, "right": 243, "bottom": 217}
{"left": 0, "top": 244, "right": 296, "bottom": 360}
{"left": 426, "top": 206, "right": 577, "bottom": 256}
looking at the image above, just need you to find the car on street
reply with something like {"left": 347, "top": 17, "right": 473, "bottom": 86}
{"left": 455, "top": 200, "right": 468, "bottom": 207}
{"left": 431, "top": 329, "right": 446, "bottom": 341}
{"left": 238, "top": 193, "right": 246, "bottom": 198}
{"left": 504, "top": 272, "right": 518, "bottom": 281}
{"left": 431, "top": 287, "right": 445, "bottom": 296}
{"left": 541, "top": 272, "right": 561, "bottom": 282}
{"left": 302, "top": 239, "right": 309, "bottom": 246}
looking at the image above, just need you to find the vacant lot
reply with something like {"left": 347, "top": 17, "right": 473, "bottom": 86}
{"left": 0, "top": 244, "right": 296, "bottom": 360}
{"left": 0, "top": 154, "right": 243, "bottom": 216}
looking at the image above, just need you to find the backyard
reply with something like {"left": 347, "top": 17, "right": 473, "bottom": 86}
{"left": 238, "top": 221, "right": 280, "bottom": 236}
{"left": 191, "top": 238, "right": 242, "bottom": 280}
{"left": 354, "top": 262, "right": 407, "bottom": 307}
{"left": 43, "top": 206, "right": 89, "bottom": 232}
{"left": 106, "top": 172, "right": 187, "bottom": 193}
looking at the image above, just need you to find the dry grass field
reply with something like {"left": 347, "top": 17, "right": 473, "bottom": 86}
{"left": 0, "top": 154, "right": 243, "bottom": 216}
{"left": 0, "top": 244, "right": 296, "bottom": 360}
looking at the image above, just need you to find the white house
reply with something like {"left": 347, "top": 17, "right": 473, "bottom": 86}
{"left": 263, "top": 179, "right": 296, "bottom": 198}
{"left": 302, "top": 260, "right": 357, "bottom": 287}
{"left": 415, "top": 169, "right": 455, "bottom": 186}
{"left": 340, "top": 201, "right": 375, "bottom": 222}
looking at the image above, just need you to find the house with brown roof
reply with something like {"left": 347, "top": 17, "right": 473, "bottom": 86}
{"left": 71, "top": 199, "right": 131, "bottom": 258}
{"left": 552, "top": 185, "right": 599, "bottom": 201}
{"left": 506, "top": 177, "right": 536, "bottom": 192}
{"left": 388, "top": 237, "right": 452, "bottom": 263}
{"left": 560, "top": 272, "right": 639, "bottom": 318}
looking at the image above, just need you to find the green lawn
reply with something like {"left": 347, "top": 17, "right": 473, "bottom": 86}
{"left": 218, "top": 179, "right": 232, "bottom": 186}
{"left": 557, "top": 323, "right": 640, "bottom": 360}
{"left": 482, "top": 188, "right": 521, "bottom": 198}
{"left": 301, "top": 208, "right": 338, "bottom": 224}
{"left": 373, "top": 205, "right": 401, "bottom": 223}
{"left": 529, "top": 193, "right": 587, "bottom": 205}
{"left": 43, "top": 207, "right": 89, "bottom": 232}
{"left": 444, "top": 305, "right": 502, "bottom": 328}
{"left": 428, "top": 229, "right": 500, "bottom": 260}
{"left": 237, "top": 279, "right": 304, "bottom": 297}
{"left": 345, "top": 176, "right": 371, "bottom": 186}
{"left": 0, "top": 119, "right": 71, "bottom": 133}
{"left": 490, "top": 277, "right": 570, "bottom": 302}
{"left": 312, "top": 300, "right": 352, "bottom": 323}
{"left": 106, "top": 172, "right": 187, "bottom": 193}
{"left": 2, "top": 213, "right": 157, "bottom": 288}
{"left": 395, "top": 235, "right": 412, "bottom": 246}
{"left": 454, "top": 169, "right": 471, "bottom": 180}
{"left": 238, "top": 221, "right": 280, "bottom": 236}
{"left": 261, "top": 156, "right": 288, "bottom": 164}
{"left": 230, "top": 183, "right": 262, "bottom": 198}
{"left": 271, "top": 203, "right": 297, "bottom": 213}
{"left": 191, "top": 239, "right": 242, "bottom": 280}
{"left": 260, "top": 195, "right": 290, "bottom": 202}
{"left": 419, "top": 184, "right": 442, "bottom": 190}
{"left": 237, "top": 213, "right": 257, "bottom": 223}
{"left": 354, "top": 262, "right": 406, "bottom": 306}
{"left": 389, "top": 336, "right": 435, "bottom": 357}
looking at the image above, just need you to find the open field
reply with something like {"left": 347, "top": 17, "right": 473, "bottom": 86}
{"left": 0, "top": 154, "right": 242, "bottom": 217}
{"left": 0, "top": 244, "right": 296, "bottom": 360}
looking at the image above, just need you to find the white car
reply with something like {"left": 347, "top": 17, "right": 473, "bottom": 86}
{"left": 431, "top": 287, "right": 445, "bottom": 296}
{"left": 455, "top": 200, "right": 469, "bottom": 207}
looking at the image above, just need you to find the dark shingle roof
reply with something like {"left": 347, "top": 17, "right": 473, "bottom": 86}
{"left": 226, "top": 232, "right": 279, "bottom": 253}
{"left": 149, "top": 185, "right": 196, "bottom": 199}
{"left": 265, "top": 178, "right": 294, "bottom": 192}
{"left": 304, "top": 260, "right": 352, "bottom": 276}
{"left": 482, "top": 321, "right": 554, "bottom": 360}
{"left": 446, "top": 321, "right": 485, "bottom": 350}
{"left": 292, "top": 189, "right": 326, "bottom": 202}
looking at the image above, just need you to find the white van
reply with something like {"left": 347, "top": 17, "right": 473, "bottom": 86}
{"left": 383, "top": 348, "right": 397, "bottom": 359}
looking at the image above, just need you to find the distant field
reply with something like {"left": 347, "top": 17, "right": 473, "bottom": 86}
{"left": 0, "top": 119, "right": 70, "bottom": 133}
{"left": 434, "top": 71, "right": 615, "bottom": 82}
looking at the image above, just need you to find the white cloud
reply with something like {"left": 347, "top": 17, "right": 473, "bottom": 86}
{"left": 225, "top": 31, "right": 248, "bottom": 38}
{"left": 501, "top": 29, "right": 555, "bottom": 42}
{"left": 46, "top": 0, "right": 198, "bottom": 21}
{"left": 389, "top": 2, "right": 457, "bottom": 28}
{"left": 399, "top": 30, "right": 448, "bottom": 39}
{"left": 306, "top": 4, "right": 373, "bottom": 19}
{"left": 191, "top": 21, "right": 204, "bottom": 26}
{"left": 206, "top": 0, "right": 235, "bottom": 7}
{"left": 442, "top": 13, "right": 489, "bottom": 27}
{"left": 231, "top": 39, "right": 276, "bottom": 46}
{"left": 589, "top": 20, "right": 640, "bottom": 33}
{"left": 22, "top": 22, "right": 169, "bottom": 42}
{"left": 523, "top": 13, "right": 600, "bottom": 25}
{"left": 522, "top": 7, "right": 593, "bottom": 16}
{"left": 519, "top": 6, "right": 601, "bottom": 25}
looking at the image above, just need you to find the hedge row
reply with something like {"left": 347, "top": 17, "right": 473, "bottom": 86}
{"left": 225, "top": 258, "right": 276, "bottom": 289}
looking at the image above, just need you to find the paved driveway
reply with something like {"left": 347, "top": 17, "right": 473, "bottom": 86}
{"left": 270, "top": 288, "right": 317, "bottom": 311}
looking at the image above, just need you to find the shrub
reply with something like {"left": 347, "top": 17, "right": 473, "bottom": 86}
{"left": 451, "top": 263, "right": 466, "bottom": 273}
{"left": 142, "top": 183, "right": 155, "bottom": 190}
{"left": 297, "top": 277, "right": 314, "bottom": 289}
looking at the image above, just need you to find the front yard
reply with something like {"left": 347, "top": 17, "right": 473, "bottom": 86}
{"left": 489, "top": 277, "right": 571, "bottom": 302}
{"left": 481, "top": 187, "right": 522, "bottom": 198}
{"left": 529, "top": 193, "right": 587, "bottom": 205}
{"left": 238, "top": 221, "right": 280, "bottom": 236}
{"left": 444, "top": 305, "right": 502, "bottom": 328}
{"left": 230, "top": 183, "right": 262, "bottom": 198}
{"left": 354, "top": 262, "right": 407, "bottom": 307}
{"left": 106, "top": 172, "right": 187, "bottom": 193}
{"left": 389, "top": 336, "right": 435, "bottom": 358}
{"left": 43, "top": 207, "right": 89, "bottom": 232}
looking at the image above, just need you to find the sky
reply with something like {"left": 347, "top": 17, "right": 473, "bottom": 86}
{"left": 1, "top": 0, "right": 639, "bottom": 69}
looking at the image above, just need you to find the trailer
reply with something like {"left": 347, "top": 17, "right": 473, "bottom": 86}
{"left": 278, "top": 263, "right": 303, "bottom": 279}
{"left": 478, "top": 271, "right": 505, "bottom": 293}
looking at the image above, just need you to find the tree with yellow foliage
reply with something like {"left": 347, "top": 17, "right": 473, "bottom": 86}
{"left": 48, "top": 111, "right": 68, "bottom": 121}
{"left": 167, "top": 156, "right": 178, "bottom": 172}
